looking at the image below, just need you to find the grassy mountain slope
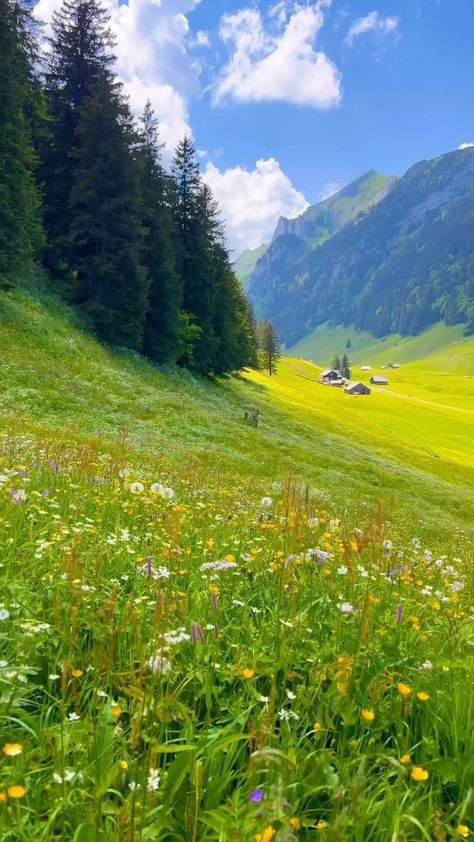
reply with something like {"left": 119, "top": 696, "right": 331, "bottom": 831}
{"left": 248, "top": 148, "right": 474, "bottom": 345}
{"left": 1, "top": 290, "right": 473, "bottom": 541}
{"left": 273, "top": 169, "right": 395, "bottom": 247}
{"left": 233, "top": 242, "right": 271, "bottom": 286}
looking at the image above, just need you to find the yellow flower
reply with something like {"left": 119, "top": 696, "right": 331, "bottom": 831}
{"left": 417, "top": 691, "right": 430, "bottom": 701}
{"left": 255, "top": 827, "right": 275, "bottom": 842}
{"left": 2, "top": 743, "right": 23, "bottom": 757}
{"left": 71, "top": 669, "right": 83, "bottom": 678}
{"left": 313, "top": 721, "right": 321, "bottom": 731}
{"left": 289, "top": 817, "right": 301, "bottom": 829}
{"left": 119, "top": 760, "right": 128, "bottom": 770}
{"left": 7, "top": 786, "right": 26, "bottom": 799}
{"left": 0, "top": 793, "right": 6, "bottom": 802}
{"left": 316, "top": 819, "right": 327, "bottom": 829}
{"left": 111, "top": 705, "right": 122, "bottom": 717}
{"left": 400, "top": 754, "right": 411, "bottom": 764}
{"left": 397, "top": 682, "right": 412, "bottom": 697}
{"left": 361, "top": 709, "right": 375, "bottom": 721}
{"left": 411, "top": 766, "right": 429, "bottom": 782}
{"left": 225, "top": 553, "right": 235, "bottom": 562}
{"left": 243, "top": 668, "right": 254, "bottom": 679}
{"left": 457, "top": 825, "right": 470, "bottom": 838}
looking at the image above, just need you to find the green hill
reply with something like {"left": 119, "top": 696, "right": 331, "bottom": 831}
{"left": 233, "top": 242, "right": 271, "bottom": 286}
{"left": 248, "top": 148, "right": 474, "bottom": 346}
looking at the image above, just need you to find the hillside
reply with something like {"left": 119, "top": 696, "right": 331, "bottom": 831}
{"left": 272, "top": 169, "right": 395, "bottom": 247}
{"left": 233, "top": 242, "right": 271, "bottom": 286}
{"left": 248, "top": 148, "right": 474, "bottom": 347}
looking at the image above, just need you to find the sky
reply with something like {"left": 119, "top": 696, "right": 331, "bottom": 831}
{"left": 33, "top": 0, "right": 474, "bottom": 257}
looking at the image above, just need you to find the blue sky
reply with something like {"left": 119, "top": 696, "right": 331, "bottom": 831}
{"left": 34, "top": 0, "right": 474, "bottom": 254}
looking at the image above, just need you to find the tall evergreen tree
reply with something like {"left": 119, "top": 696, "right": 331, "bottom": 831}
{"left": 0, "top": 0, "right": 43, "bottom": 286}
{"left": 172, "top": 138, "right": 219, "bottom": 373}
{"left": 69, "top": 77, "right": 148, "bottom": 349}
{"left": 259, "top": 320, "right": 281, "bottom": 376}
{"left": 42, "top": 0, "right": 115, "bottom": 271}
{"left": 341, "top": 354, "right": 351, "bottom": 379}
{"left": 137, "top": 103, "right": 182, "bottom": 363}
{"left": 331, "top": 355, "right": 342, "bottom": 371}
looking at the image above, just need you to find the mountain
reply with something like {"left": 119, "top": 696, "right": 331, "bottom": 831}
{"left": 272, "top": 169, "right": 396, "bottom": 247}
{"left": 247, "top": 149, "right": 474, "bottom": 347}
{"left": 233, "top": 242, "right": 271, "bottom": 286}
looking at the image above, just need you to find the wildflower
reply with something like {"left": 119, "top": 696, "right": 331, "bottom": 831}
{"left": 129, "top": 482, "right": 144, "bottom": 495}
{"left": 7, "top": 786, "right": 26, "bottom": 798}
{"left": 191, "top": 622, "right": 204, "bottom": 645}
{"left": 361, "top": 709, "right": 375, "bottom": 721}
{"left": 119, "top": 760, "right": 128, "bottom": 770}
{"left": 420, "top": 660, "right": 433, "bottom": 671}
{"left": 71, "top": 669, "right": 83, "bottom": 678}
{"left": 68, "top": 712, "right": 80, "bottom": 721}
{"left": 148, "top": 654, "right": 172, "bottom": 674}
{"left": 147, "top": 768, "right": 160, "bottom": 792}
{"left": 260, "top": 497, "right": 273, "bottom": 507}
{"left": 337, "top": 565, "right": 348, "bottom": 575}
{"left": 337, "top": 602, "right": 354, "bottom": 614}
{"left": 200, "top": 560, "right": 238, "bottom": 572}
{"left": 286, "top": 689, "right": 296, "bottom": 700}
{"left": 411, "top": 766, "right": 429, "bottom": 781}
{"left": 255, "top": 827, "right": 274, "bottom": 842}
{"left": 400, "top": 754, "right": 411, "bottom": 764}
{"left": 259, "top": 695, "right": 269, "bottom": 703}
{"left": 53, "top": 770, "right": 76, "bottom": 783}
{"left": 313, "top": 721, "right": 321, "bottom": 731}
{"left": 249, "top": 788, "right": 265, "bottom": 802}
{"left": 163, "top": 629, "right": 190, "bottom": 646}
{"left": 111, "top": 705, "right": 122, "bottom": 717}
{"left": 397, "top": 683, "right": 412, "bottom": 697}
{"left": 417, "top": 691, "right": 430, "bottom": 701}
{"left": 0, "top": 609, "right": 10, "bottom": 621}
{"left": 243, "top": 668, "right": 254, "bottom": 679}
{"left": 396, "top": 603, "right": 404, "bottom": 624}
{"left": 316, "top": 820, "right": 327, "bottom": 829}
{"left": 3, "top": 743, "right": 23, "bottom": 756}
{"left": 0, "top": 793, "right": 5, "bottom": 802}
{"left": 457, "top": 825, "right": 470, "bottom": 838}
{"left": 289, "top": 817, "right": 301, "bottom": 829}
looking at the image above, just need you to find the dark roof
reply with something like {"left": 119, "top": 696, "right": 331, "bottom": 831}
{"left": 321, "top": 368, "right": 341, "bottom": 377}
{"left": 345, "top": 381, "right": 371, "bottom": 394}
{"left": 371, "top": 375, "right": 388, "bottom": 383}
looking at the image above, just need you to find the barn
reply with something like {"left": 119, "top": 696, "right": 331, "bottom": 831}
{"left": 320, "top": 368, "right": 342, "bottom": 383}
{"left": 344, "top": 381, "right": 371, "bottom": 396}
{"left": 370, "top": 375, "right": 388, "bottom": 385}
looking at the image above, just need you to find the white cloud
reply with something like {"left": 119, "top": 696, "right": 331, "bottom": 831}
{"left": 203, "top": 158, "right": 309, "bottom": 255}
{"left": 318, "top": 181, "right": 341, "bottom": 201}
{"left": 214, "top": 1, "right": 341, "bottom": 109}
{"left": 346, "top": 11, "right": 399, "bottom": 45}
{"left": 33, "top": 0, "right": 202, "bottom": 157}
{"left": 459, "top": 142, "right": 474, "bottom": 150}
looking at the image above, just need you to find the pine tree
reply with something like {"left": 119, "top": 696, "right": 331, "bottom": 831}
{"left": 259, "top": 320, "right": 281, "bottom": 376}
{"left": 42, "top": 0, "right": 116, "bottom": 272}
{"left": 172, "top": 138, "right": 219, "bottom": 373}
{"left": 0, "top": 0, "right": 43, "bottom": 286}
{"left": 211, "top": 244, "right": 256, "bottom": 373}
{"left": 69, "top": 77, "right": 148, "bottom": 349}
{"left": 137, "top": 102, "right": 182, "bottom": 363}
{"left": 346, "top": 338, "right": 352, "bottom": 349}
{"left": 332, "top": 355, "right": 341, "bottom": 371}
{"left": 341, "top": 354, "right": 351, "bottom": 379}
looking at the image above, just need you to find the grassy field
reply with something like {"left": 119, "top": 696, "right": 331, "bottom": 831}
{"left": 0, "top": 291, "right": 473, "bottom": 840}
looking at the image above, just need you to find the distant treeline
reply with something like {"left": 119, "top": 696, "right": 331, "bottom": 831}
{"left": 0, "top": 0, "right": 258, "bottom": 375}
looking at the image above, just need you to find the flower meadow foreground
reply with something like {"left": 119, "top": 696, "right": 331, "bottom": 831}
{"left": 0, "top": 433, "right": 473, "bottom": 841}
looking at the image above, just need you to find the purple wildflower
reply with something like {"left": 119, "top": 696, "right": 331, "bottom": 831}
{"left": 191, "top": 622, "right": 204, "bottom": 645}
{"left": 250, "top": 788, "right": 265, "bottom": 803}
{"left": 396, "top": 603, "right": 404, "bottom": 624}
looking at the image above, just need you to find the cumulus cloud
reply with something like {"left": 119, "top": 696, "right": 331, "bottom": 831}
{"left": 346, "top": 11, "right": 399, "bottom": 45}
{"left": 202, "top": 158, "right": 309, "bottom": 255}
{"left": 459, "top": 142, "right": 474, "bottom": 150}
{"left": 214, "top": 1, "right": 341, "bottom": 109}
{"left": 33, "top": 0, "right": 202, "bottom": 157}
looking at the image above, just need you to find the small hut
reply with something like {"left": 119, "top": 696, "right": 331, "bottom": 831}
{"left": 370, "top": 375, "right": 388, "bottom": 385}
{"left": 344, "top": 381, "right": 371, "bottom": 396}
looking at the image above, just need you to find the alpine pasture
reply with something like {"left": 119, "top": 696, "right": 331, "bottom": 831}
{"left": 0, "top": 292, "right": 473, "bottom": 841}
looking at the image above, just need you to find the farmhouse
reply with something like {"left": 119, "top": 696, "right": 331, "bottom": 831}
{"left": 360, "top": 365, "right": 372, "bottom": 371}
{"left": 371, "top": 375, "right": 389, "bottom": 385}
{"left": 344, "top": 381, "right": 371, "bottom": 396}
{"left": 320, "top": 368, "right": 342, "bottom": 383}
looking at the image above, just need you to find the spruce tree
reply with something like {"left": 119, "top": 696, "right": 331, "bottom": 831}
{"left": 341, "top": 354, "right": 351, "bottom": 379}
{"left": 259, "top": 320, "right": 281, "bottom": 376}
{"left": 172, "top": 138, "right": 219, "bottom": 373}
{"left": 137, "top": 103, "right": 182, "bottom": 364}
{"left": 331, "top": 355, "right": 341, "bottom": 371}
{"left": 0, "top": 0, "right": 43, "bottom": 286}
{"left": 69, "top": 77, "right": 148, "bottom": 349}
{"left": 42, "top": 0, "right": 116, "bottom": 272}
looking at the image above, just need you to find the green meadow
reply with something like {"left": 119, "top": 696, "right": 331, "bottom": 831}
{"left": 0, "top": 291, "right": 473, "bottom": 840}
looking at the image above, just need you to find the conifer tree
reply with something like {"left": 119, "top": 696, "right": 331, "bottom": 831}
{"left": 42, "top": 0, "right": 116, "bottom": 271}
{"left": 137, "top": 102, "right": 182, "bottom": 363}
{"left": 341, "top": 354, "right": 351, "bottom": 379}
{"left": 69, "top": 77, "right": 148, "bottom": 349}
{"left": 173, "top": 138, "right": 219, "bottom": 373}
{"left": 0, "top": 0, "right": 43, "bottom": 285}
{"left": 259, "top": 320, "right": 281, "bottom": 376}
{"left": 331, "top": 355, "right": 341, "bottom": 371}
